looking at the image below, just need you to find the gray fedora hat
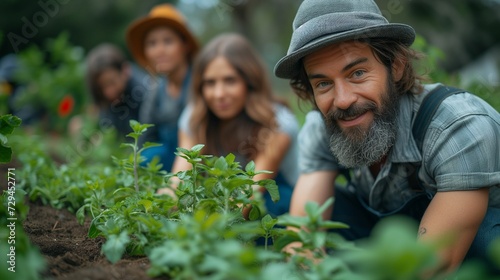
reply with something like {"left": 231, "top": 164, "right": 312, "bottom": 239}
{"left": 274, "top": 0, "right": 416, "bottom": 79}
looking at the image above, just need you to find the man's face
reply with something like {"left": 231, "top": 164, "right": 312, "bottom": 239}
{"left": 303, "top": 41, "right": 400, "bottom": 168}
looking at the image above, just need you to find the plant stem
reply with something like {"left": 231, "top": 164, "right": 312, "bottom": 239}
{"left": 224, "top": 187, "right": 229, "bottom": 214}
{"left": 191, "top": 161, "right": 200, "bottom": 203}
{"left": 133, "top": 138, "right": 139, "bottom": 192}
{"left": 264, "top": 233, "right": 269, "bottom": 251}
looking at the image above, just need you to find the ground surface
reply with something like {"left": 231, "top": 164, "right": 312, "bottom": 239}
{"left": 23, "top": 200, "right": 168, "bottom": 280}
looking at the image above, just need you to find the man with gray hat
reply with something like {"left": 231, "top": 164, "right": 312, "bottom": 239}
{"left": 275, "top": 0, "right": 500, "bottom": 271}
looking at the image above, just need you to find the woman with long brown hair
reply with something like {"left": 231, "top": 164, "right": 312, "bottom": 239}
{"left": 168, "top": 33, "right": 299, "bottom": 217}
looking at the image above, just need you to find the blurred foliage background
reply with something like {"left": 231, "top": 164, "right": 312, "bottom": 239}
{"left": 0, "top": 0, "right": 499, "bottom": 133}
{"left": 0, "top": 2, "right": 499, "bottom": 277}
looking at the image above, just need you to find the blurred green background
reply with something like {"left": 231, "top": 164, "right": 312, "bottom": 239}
{"left": 1, "top": 0, "right": 499, "bottom": 132}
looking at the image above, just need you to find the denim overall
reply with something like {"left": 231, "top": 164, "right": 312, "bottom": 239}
{"left": 142, "top": 71, "right": 191, "bottom": 172}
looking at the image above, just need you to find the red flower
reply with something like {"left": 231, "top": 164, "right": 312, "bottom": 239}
{"left": 58, "top": 95, "right": 74, "bottom": 117}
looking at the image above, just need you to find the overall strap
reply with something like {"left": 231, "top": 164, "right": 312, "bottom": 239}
{"left": 408, "top": 85, "right": 464, "bottom": 192}
{"left": 179, "top": 66, "right": 192, "bottom": 106}
{"left": 412, "top": 85, "right": 464, "bottom": 151}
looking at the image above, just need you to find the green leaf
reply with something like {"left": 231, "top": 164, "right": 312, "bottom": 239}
{"left": 0, "top": 134, "right": 7, "bottom": 145}
{"left": 0, "top": 114, "right": 22, "bottom": 135}
{"left": 245, "top": 161, "right": 256, "bottom": 173}
{"left": 319, "top": 220, "right": 350, "bottom": 230}
{"left": 316, "top": 197, "right": 334, "bottom": 217}
{"left": 127, "top": 120, "right": 154, "bottom": 133}
{"left": 260, "top": 180, "right": 279, "bottom": 203}
{"left": 120, "top": 143, "right": 135, "bottom": 149}
{"left": 75, "top": 205, "right": 86, "bottom": 225}
{"left": 142, "top": 142, "right": 162, "bottom": 149}
{"left": 175, "top": 147, "right": 190, "bottom": 155}
{"left": 311, "top": 231, "right": 327, "bottom": 248}
{"left": 248, "top": 205, "right": 261, "bottom": 221}
{"left": 225, "top": 153, "right": 235, "bottom": 165}
{"left": 0, "top": 145, "right": 12, "bottom": 163}
{"left": 277, "top": 214, "right": 309, "bottom": 229}
{"left": 305, "top": 201, "right": 320, "bottom": 220}
{"left": 273, "top": 232, "right": 302, "bottom": 251}
{"left": 178, "top": 193, "right": 195, "bottom": 208}
{"left": 261, "top": 214, "right": 278, "bottom": 231}
{"left": 138, "top": 199, "right": 153, "bottom": 213}
{"left": 489, "top": 238, "right": 500, "bottom": 268}
{"left": 225, "top": 178, "right": 254, "bottom": 192}
{"left": 197, "top": 198, "right": 218, "bottom": 212}
{"left": 214, "top": 156, "right": 228, "bottom": 171}
{"left": 88, "top": 221, "right": 100, "bottom": 238}
{"left": 125, "top": 132, "right": 141, "bottom": 140}
{"left": 0, "top": 114, "right": 21, "bottom": 163}
{"left": 102, "top": 231, "right": 130, "bottom": 264}
{"left": 191, "top": 144, "right": 205, "bottom": 152}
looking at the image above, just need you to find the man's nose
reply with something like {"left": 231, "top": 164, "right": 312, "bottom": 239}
{"left": 333, "top": 82, "right": 357, "bottom": 110}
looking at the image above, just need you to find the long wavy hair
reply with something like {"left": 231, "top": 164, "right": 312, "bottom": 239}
{"left": 189, "top": 33, "right": 287, "bottom": 160}
{"left": 290, "top": 38, "right": 425, "bottom": 108}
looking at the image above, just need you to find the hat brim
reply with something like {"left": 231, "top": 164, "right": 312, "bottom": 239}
{"left": 274, "top": 24, "right": 415, "bottom": 79}
{"left": 126, "top": 17, "right": 199, "bottom": 70}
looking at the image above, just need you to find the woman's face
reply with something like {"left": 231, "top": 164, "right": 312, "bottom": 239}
{"left": 202, "top": 56, "right": 247, "bottom": 121}
{"left": 144, "top": 26, "right": 187, "bottom": 74}
{"left": 98, "top": 68, "right": 128, "bottom": 102}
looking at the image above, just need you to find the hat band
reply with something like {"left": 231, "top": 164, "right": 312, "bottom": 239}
{"left": 289, "top": 12, "right": 389, "bottom": 54}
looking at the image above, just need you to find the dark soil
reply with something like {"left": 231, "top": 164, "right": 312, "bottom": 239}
{"left": 22, "top": 200, "right": 168, "bottom": 280}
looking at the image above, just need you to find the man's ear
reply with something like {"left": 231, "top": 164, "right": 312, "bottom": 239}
{"left": 391, "top": 57, "right": 405, "bottom": 82}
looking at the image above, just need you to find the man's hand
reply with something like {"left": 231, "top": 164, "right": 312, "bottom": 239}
{"left": 156, "top": 187, "right": 176, "bottom": 197}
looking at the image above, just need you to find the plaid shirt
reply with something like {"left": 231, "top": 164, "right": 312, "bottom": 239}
{"left": 299, "top": 84, "right": 500, "bottom": 213}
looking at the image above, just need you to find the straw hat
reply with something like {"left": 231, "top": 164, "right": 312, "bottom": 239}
{"left": 274, "top": 0, "right": 415, "bottom": 79}
{"left": 126, "top": 4, "right": 199, "bottom": 69}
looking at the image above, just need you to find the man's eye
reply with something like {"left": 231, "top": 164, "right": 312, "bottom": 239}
{"left": 316, "top": 81, "right": 331, "bottom": 89}
{"left": 352, "top": 70, "right": 365, "bottom": 78}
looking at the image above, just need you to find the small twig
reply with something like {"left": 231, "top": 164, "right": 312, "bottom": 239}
{"left": 52, "top": 220, "right": 59, "bottom": 231}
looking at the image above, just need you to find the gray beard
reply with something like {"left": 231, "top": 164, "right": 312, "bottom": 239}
{"left": 324, "top": 81, "right": 400, "bottom": 168}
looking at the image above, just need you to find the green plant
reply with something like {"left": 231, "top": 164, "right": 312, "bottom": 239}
{"left": 172, "top": 145, "right": 279, "bottom": 217}
{"left": 89, "top": 146, "right": 281, "bottom": 264}
{"left": 0, "top": 114, "right": 21, "bottom": 163}
{"left": 116, "top": 120, "right": 162, "bottom": 192}
{"left": 490, "top": 238, "right": 500, "bottom": 269}
{"left": 412, "top": 34, "right": 500, "bottom": 113}
{"left": 276, "top": 197, "right": 352, "bottom": 259}
{"left": 12, "top": 32, "right": 87, "bottom": 134}
{"left": 0, "top": 114, "right": 45, "bottom": 279}
{"left": 146, "top": 210, "right": 288, "bottom": 279}
{"left": 88, "top": 189, "right": 175, "bottom": 262}
{"left": 340, "top": 216, "right": 439, "bottom": 280}
{"left": 13, "top": 119, "right": 500, "bottom": 279}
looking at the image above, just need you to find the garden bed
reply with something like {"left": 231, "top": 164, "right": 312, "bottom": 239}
{"left": 23, "top": 199, "right": 166, "bottom": 280}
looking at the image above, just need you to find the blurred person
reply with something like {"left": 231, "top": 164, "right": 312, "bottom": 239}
{"left": 84, "top": 43, "right": 146, "bottom": 137}
{"left": 0, "top": 53, "right": 43, "bottom": 124}
{"left": 126, "top": 4, "right": 199, "bottom": 171}
{"left": 161, "top": 33, "right": 299, "bottom": 218}
{"left": 274, "top": 0, "right": 500, "bottom": 273}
